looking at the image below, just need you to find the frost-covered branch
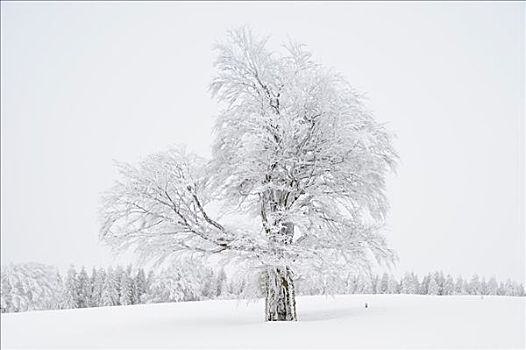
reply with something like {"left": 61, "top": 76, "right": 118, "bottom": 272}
{"left": 100, "top": 148, "right": 267, "bottom": 264}
{"left": 209, "top": 28, "right": 398, "bottom": 275}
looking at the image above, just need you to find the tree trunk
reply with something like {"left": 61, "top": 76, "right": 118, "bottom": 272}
{"left": 265, "top": 266, "right": 297, "bottom": 321}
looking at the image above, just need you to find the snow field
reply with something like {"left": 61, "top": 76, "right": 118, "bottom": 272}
{"left": 1, "top": 294, "right": 524, "bottom": 348}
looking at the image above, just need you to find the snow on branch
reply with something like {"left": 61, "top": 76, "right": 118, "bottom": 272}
{"left": 100, "top": 147, "right": 266, "bottom": 265}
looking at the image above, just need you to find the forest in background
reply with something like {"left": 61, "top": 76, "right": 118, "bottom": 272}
{"left": 1, "top": 262, "right": 524, "bottom": 313}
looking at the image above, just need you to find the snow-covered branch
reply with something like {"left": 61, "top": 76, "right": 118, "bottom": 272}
{"left": 100, "top": 148, "right": 267, "bottom": 264}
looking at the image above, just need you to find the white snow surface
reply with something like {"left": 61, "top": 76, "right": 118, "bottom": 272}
{"left": 1, "top": 294, "right": 524, "bottom": 348}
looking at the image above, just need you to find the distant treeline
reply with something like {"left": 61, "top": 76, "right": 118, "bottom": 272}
{"left": 1, "top": 262, "right": 229, "bottom": 313}
{"left": 1, "top": 263, "right": 524, "bottom": 313}
{"left": 297, "top": 271, "right": 525, "bottom": 297}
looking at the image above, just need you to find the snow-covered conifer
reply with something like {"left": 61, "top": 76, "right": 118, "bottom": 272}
{"left": 497, "top": 281, "right": 506, "bottom": 296}
{"left": 480, "top": 277, "right": 488, "bottom": 295}
{"left": 420, "top": 274, "right": 431, "bottom": 295}
{"left": 436, "top": 272, "right": 445, "bottom": 295}
{"left": 134, "top": 269, "right": 147, "bottom": 304}
{"left": 454, "top": 276, "right": 465, "bottom": 295}
{"left": 428, "top": 276, "right": 439, "bottom": 295}
{"left": 77, "top": 266, "right": 90, "bottom": 308}
{"left": 119, "top": 272, "right": 133, "bottom": 305}
{"left": 113, "top": 266, "right": 125, "bottom": 303}
{"left": 411, "top": 273, "right": 420, "bottom": 294}
{"left": 379, "top": 273, "right": 389, "bottom": 294}
{"left": 90, "top": 268, "right": 106, "bottom": 307}
{"left": 52, "top": 272, "right": 66, "bottom": 309}
{"left": 487, "top": 277, "right": 498, "bottom": 295}
{"left": 88, "top": 268, "right": 97, "bottom": 306}
{"left": 469, "top": 275, "right": 481, "bottom": 295}
{"left": 503, "top": 279, "right": 514, "bottom": 296}
{"left": 100, "top": 267, "right": 119, "bottom": 306}
{"left": 400, "top": 273, "right": 416, "bottom": 294}
{"left": 64, "top": 266, "right": 79, "bottom": 309}
{"left": 514, "top": 282, "right": 525, "bottom": 296}
{"left": 443, "top": 275, "right": 454, "bottom": 295}
{"left": 387, "top": 275, "right": 399, "bottom": 294}
{"left": 1, "top": 277, "right": 13, "bottom": 313}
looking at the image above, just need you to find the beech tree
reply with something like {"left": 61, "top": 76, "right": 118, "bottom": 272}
{"left": 100, "top": 28, "right": 397, "bottom": 321}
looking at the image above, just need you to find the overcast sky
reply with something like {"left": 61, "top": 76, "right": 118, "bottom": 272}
{"left": 1, "top": 2, "right": 524, "bottom": 282}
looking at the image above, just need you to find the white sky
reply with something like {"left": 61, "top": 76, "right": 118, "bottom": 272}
{"left": 1, "top": 2, "right": 524, "bottom": 282}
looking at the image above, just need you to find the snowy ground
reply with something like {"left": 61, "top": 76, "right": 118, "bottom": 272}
{"left": 1, "top": 294, "right": 524, "bottom": 349}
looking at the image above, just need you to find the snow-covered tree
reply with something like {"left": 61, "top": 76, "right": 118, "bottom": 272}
{"left": 443, "top": 275, "right": 454, "bottom": 295}
{"left": 100, "top": 267, "right": 119, "bottom": 306}
{"left": 145, "top": 265, "right": 203, "bottom": 303}
{"left": 146, "top": 271, "right": 154, "bottom": 290}
{"left": 113, "top": 266, "right": 125, "bottom": 303}
{"left": 410, "top": 273, "right": 420, "bottom": 294}
{"left": 89, "top": 267, "right": 96, "bottom": 294}
{"left": 343, "top": 275, "right": 357, "bottom": 294}
{"left": 481, "top": 277, "right": 489, "bottom": 295}
{"left": 375, "top": 275, "right": 383, "bottom": 294}
{"left": 100, "top": 27, "right": 397, "bottom": 321}
{"left": 88, "top": 268, "right": 97, "bottom": 306}
{"left": 387, "top": 275, "right": 399, "bottom": 294}
{"left": 52, "top": 272, "right": 66, "bottom": 310}
{"left": 119, "top": 272, "right": 133, "bottom": 305}
{"left": 454, "top": 276, "right": 465, "bottom": 295}
{"left": 90, "top": 268, "right": 106, "bottom": 307}
{"left": 360, "top": 275, "right": 375, "bottom": 294}
{"left": 77, "top": 267, "right": 90, "bottom": 308}
{"left": 487, "top": 277, "right": 498, "bottom": 296}
{"left": 64, "top": 266, "right": 79, "bottom": 309}
{"left": 1, "top": 277, "right": 13, "bottom": 313}
{"left": 399, "top": 273, "right": 410, "bottom": 294}
{"left": 436, "top": 272, "right": 445, "bottom": 295}
{"left": 134, "top": 268, "right": 147, "bottom": 304}
{"left": 514, "top": 282, "right": 525, "bottom": 296}
{"left": 11, "top": 281, "right": 27, "bottom": 312}
{"left": 369, "top": 275, "right": 378, "bottom": 294}
{"left": 420, "top": 274, "right": 430, "bottom": 295}
{"left": 503, "top": 279, "right": 514, "bottom": 296}
{"left": 469, "top": 275, "right": 481, "bottom": 295}
{"left": 1, "top": 263, "right": 63, "bottom": 312}
{"left": 378, "top": 273, "right": 389, "bottom": 294}
{"left": 497, "top": 281, "right": 506, "bottom": 295}
{"left": 428, "top": 276, "right": 439, "bottom": 295}
{"left": 215, "top": 268, "right": 227, "bottom": 298}
{"left": 199, "top": 267, "right": 216, "bottom": 300}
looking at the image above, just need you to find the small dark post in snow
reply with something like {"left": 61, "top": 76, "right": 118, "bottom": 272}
{"left": 365, "top": 303, "right": 368, "bottom": 308}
